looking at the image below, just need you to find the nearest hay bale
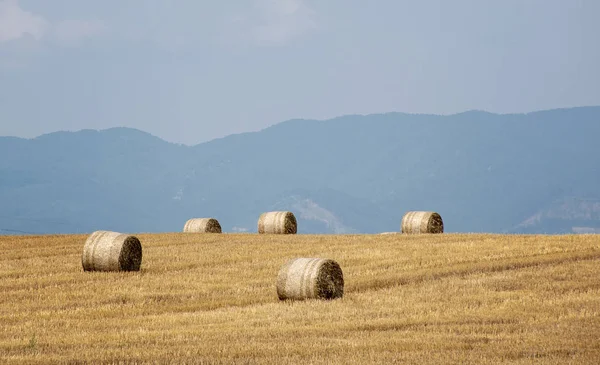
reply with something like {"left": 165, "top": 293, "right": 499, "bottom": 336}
{"left": 81, "top": 231, "right": 143, "bottom": 272}
{"left": 258, "top": 211, "right": 297, "bottom": 234}
{"left": 183, "top": 218, "right": 222, "bottom": 233}
{"left": 401, "top": 211, "right": 444, "bottom": 234}
{"left": 276, "top": 258, "right": 344, "bottom": 300}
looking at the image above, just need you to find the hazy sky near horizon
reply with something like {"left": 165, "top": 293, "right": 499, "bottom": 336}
{"left": 1, "top": 0, "right": 599, "bottom": 145}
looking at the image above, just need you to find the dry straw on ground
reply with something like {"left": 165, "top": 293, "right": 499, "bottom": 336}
{"left": 183, "top": 218, "right": 222, "bottom": 233}
{"left": 401, "top": 211, "right": 444, "bottom": 234}
{"left": 276, "top": 258, "right": 344, "bottom": 300}
{"left": 81, "top": 230, "right": 143, "bottom": 271}
{"left": 258, "top": 211, "right": 297, "bottom": 234}
{"left": 4, "top": 233, "right": 600, "bottom": 363}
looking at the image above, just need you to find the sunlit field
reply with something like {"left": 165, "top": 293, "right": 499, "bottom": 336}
{"left": 1, "top": 233, "right": 599, "bottom": 364}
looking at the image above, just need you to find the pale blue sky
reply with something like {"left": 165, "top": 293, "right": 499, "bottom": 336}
{"left": 1, "top": 0, "right": 599, "bottom": 145}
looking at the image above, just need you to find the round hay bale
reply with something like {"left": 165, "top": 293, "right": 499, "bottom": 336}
{"left": 401, "top": 211, "right": 444, "bottom": 234}
{"left": 379, "top": 232, "right": 400, "bottom": 235}
{"left": 81, "top": 230, "right": 142, "bottom": 272}
{"left": 258, "top": 211, "right": 297, "bottom": 234}
{"left": 183, "top": 218, "right": 222, "bottom": 233}
{"left": 276, "top": 258, "right": 344, "bottom": 300}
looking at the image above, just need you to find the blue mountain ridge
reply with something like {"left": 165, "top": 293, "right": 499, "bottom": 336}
{"left": 1, "top": 106, "right": 599, "bottom": 235}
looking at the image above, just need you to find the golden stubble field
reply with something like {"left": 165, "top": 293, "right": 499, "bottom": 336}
{"left": 1, "top": 233, "right": 599, "bottom": 364}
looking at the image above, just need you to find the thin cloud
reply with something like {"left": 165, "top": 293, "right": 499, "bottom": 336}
{"left": 0, "top": 0, "right": 105, "bottom": 47}
{"left": 52, "top": 19, "right": 107, "bottom": 46}
{"left": 253, "top": 0, "right": 317, "bottom": 44}
{"left": 223, "top": 0, "right": 317, "bottom": 47}
{"left": 0, "top": 0, "right": 48, "bottom": 42}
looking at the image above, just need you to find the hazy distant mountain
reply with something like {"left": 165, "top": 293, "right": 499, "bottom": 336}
{"left": 1, "top": 106, "right": 600, "bottom": 235}
{"left": 510, "top": 197, "right": 600, "bottom": 234}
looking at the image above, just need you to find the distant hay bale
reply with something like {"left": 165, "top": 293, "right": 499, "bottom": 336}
{"left": 380, "top": 232, "right": 400, "bottom": 235}
{"left": 258, "top": 211, "right": 297, "bottom": 234}
{"left": 401, "top": 211, "right": 444, "bottom": 234}
{"left": 276, "top": 258, "right": 344, "bottom": 300}
{"left": 81, "top": 231, "right": 142, "bottom": 272}
{"left": 183, "top": 218, "right": 222, "bottom": 233}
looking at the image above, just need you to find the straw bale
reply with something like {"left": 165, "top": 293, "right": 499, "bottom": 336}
{"left": 401, "top": 211, "right": 444, "bottom": 234}
{"left": 258, "top": 211, "right": 297, "bottom": 234}
{"left": 276, "top": 258, "right": 344, "bottom": 300}
{"left": 183, "top": 218, "right": 222, "bottom": 233}
{"left": 81, "top": 230, "right": 142, "bottom": 271}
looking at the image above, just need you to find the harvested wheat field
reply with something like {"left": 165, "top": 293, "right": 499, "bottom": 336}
{"left": 1, "top": 233, "right": 599, "bottom": 364}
